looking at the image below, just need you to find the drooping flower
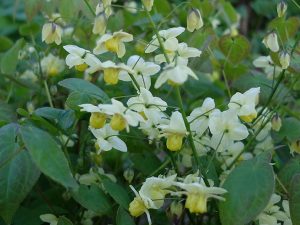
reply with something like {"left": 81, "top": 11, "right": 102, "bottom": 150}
{"left": 127, "top": 87, "right": 167, "bottom": 119}
{"left": 277, "top": 1, "right": 287, "bottom": 18}
{"left": 93, "top": 12, "right": 107, "bottom": 35}
{"left": 93, "top": 31, "right": 133, "bottom": 58}
{"left": 63, "top": 45, "right": 93, "bottom": 71}
{"left": 145, "top": 27, "right": 185, "bottom": 53}
{"left": 98, "top": 99, "right": 144, "bottom": 132}
{"left": 42, "top": 22, "right": 63, "bottom": 45}
{"left": 119, "top": 55, "right": 160, "bottom": 89}
{"left": 90, "top": 125, "right": 127, "bottom": 152}
{"left": 228, "top": 87, "right": 260, "bottom": 123}
{"left": 79, "top": 104, "right": 107, "bottom": 129}
{"left": 96, "top": 0, "right": 113, "bottom": 17}
{"left": 40, "top": 54, "right": 65, "bottom": 77}
{"left": 187, "top": 8, "right": 203, "bottom": 32}
{"left": 159, "top": 111, "right": 187, "bottom": 151}
{"left": 188, "top": 97, "right": 216, "bottom": 136}
{"left": 174, "top": 176, "right": 227, "bottom": 214}
{"left": 263, "top": 32, "right": 280, "bottom": 52}
{"left": 279, "top": 51, "right": 290, "bottom": 69}
{"left": 208, "top": 109, "right": 249, "bottom": 151}
{"left": 154, "top": 62, "right": 198, "bottom": 89}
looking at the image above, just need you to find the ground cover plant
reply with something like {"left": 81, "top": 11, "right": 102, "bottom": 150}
{"left": 0, "top": 0, "right": 300, "bottom": 224}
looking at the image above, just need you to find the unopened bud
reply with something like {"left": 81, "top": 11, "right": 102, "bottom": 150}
{"left": 142, "top": 0, "right": 154, "bottom": 12}
{"left": 123, "top": 168, "right": 134, "bottom": 183}
{"left": 93, "top": 13, "right": 107, "bottom": 35}
{"left": 26, "top": 101, "right": 35, "bottom": 114}
{"left": 289, "top": 140, "right": 300, "bottom": 154}
{"left": 262, "top": 32, "right": 279, "bottom": 52}
{"left": 271, "top": 114, "right": 282, "bottom": 131}
{"left": 187, "top": 8, "right": 203, "bottom": 32}
{"left": 279, "top": 51, "right": 290, "bottom": 69}
{"left": 277, "top": 1, "right": 287, "bottom": 18}
{"left": 170, "top": 201, "right": 183, "bottom": 218}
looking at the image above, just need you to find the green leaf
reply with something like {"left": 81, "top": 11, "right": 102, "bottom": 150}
{"left": 278, "top": 157, "right": 300, "bottom": 191}
{"left": 0, "top": 36, "right": 13, "bottom": 52}
{"left": 57, "top": 216, "right": 73, "bottom": 225}
{"left": 130, "top": 152, "right": 161, "bottom": 176}
{"left": 277, "top": 118, "right": 300, "bottom": 142}
{"left": 289, "top": 174, "right": 300, "bottom": 225}
{"left": 34, "top": 107, "right": 76, "bottom": 131}
{"left": 59, "top": 0, "right": 78, "bottom": 23}
{"left": 0, "top": 124, "right": 40, "bottom": 224}
{"left": 20, "top": 125, "right": 78, "bottom": 189}
{"left": 102, "top": 178, "right": 130, "bottom": 209}
{"left": 71, "top": 184, "right": 111, "bottom": 214}
{"left": 0, "top": 102, "right": 16, "bottom": 126}
{"left": 19, "top": 22, "right": 40, "bottom": 36}
{"left": 268, "top": 17, "right": 300, "bottom": 43}
{"left": 219, "top": 153, "right": 275, "bottom": 225}
{"left": 116, "top": 207, "right": 135, "bottom": 225}
{"left": 59, "top": 78, "right": 110, "bottom": 103}
{"left": 65, "top": 91, "right": 96, "bottom": 110}
{"left": 1, "top": 39, "right": 25, "bottom": 74}
{"left": 219, "top": 35, "right": 250, "bottom": 64}
{"left": 222, "top": 2, "right": 238, "bottom": 24}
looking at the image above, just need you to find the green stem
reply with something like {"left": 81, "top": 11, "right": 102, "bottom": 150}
{"left": 43, "top": 80, "right": 54, "bottom": 108}
{"left": 290, "top": 0, "right": 300, "bottom": 10}
{"left": 128, "top": 73, "right": 141, "bottom": 91}
{"left": 83, "top": 0, "right": 96, "bottom": 16}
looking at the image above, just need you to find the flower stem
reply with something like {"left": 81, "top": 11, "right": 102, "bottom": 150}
{"left": 43, "top": 80, "right": 54, "bottom": 108}
{"left": 83, "top": 0, "right": 96, "bottom": 17}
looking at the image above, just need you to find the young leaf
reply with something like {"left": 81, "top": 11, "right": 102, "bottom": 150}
{"left": 102, "top": 178, "right": 131, "bottom": 209}
{"left": 219, "top": 153, "right": 275, "bottom": 225}
{"left": 20, "top": 125, "right": 78, "bottom": 189}
{"left": 289, "top": 174, "right": 300, "bottom": 225}
{"left": 1, "top": 39, "right": 25, "bottom": 75}
{"left": 59, "top": 78, "right": 110, "bottom": 103}
{"left": 219, "top": 35, "right": 250, "bottom": 64}
{"left": 71, "top": 184, "right": 111, "bottom": 214}
{"left": 116, "top": 207, "right": 135, "bottom": 225}
{"left": 0, "top": 124, "right": 40, "bottom": 225}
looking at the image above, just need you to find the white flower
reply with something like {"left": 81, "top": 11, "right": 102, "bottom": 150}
{"left": 279, "top": 51, "right": 290, "bottom": 69}
{"left": 145, "top": 27, "right": 185, "bottom": 53}
{"left": 263, "top": 32, "right": 280, "bottom": 52}
{"left": 188, "top": 97, "right": 216, "bottom": 136}
{"left": 119, "top": 55, "right": 160, "bottom": 89}
{"left": 253, "top": 56, "right": 282, "bottom": 79}
{"left": 187, "top": 8, "right": 203, "bottom": 32}
{"left": 40, "top": 214, "right": 58, "bottom": 225}
{"left": 63, "top": 45, "right": 94, "bottom": 71}
{"left": 20, "top": 70, "right": 38, "bottom": 82}
{"left": 208, "top": 110, "right": 249, "bottom": 151}
{"left": 41, "top": 54, "right": 65, "bottom": 77}
{"left": 228, "top": 87, "right": 260, "bottom": 123}
{"left": 277, "top": 1, "right": 287, "bottom": 18}
{"left": 159, "top": 111, "right": 187, "bottom": 151}
{"left": 127, "top": 87, "right": 167, "bottom": 117}
{"left": 42, "top": 22, "right": 62, "bottom": 45}
{"left": 124, "top": 1, "right": 138, "bottom": 13}
{"left": 96, "top": 0, "right": 112, "bottom": 17}
{"left": 174, "top": 177, "right": 227, "bottom": 214}
{"left": 154, "top": 62, "right": 198, "bottom": 89}
{"left": 155, "top": 42, "right": 202, "bottom": 64}
{"left": 90, "top": 125, "right": 127, "bottom": 152}
{"left": 93, "top": 31, "right": 133, "bottom": 58}
{"left": 98, "top": 99, "right": 144, "bottom": 132}
{"left": 142, "top": 0, "right": 154, "bottom": 11}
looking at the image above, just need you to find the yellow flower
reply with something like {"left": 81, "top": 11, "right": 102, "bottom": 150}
{"left": 129, "top": 197, "right": 147, "bottom": 217}
{"left": 89, "top": 112, "right": 107, "bottom": 129}
{"left": 40, "top": 54, "right": 65, "bottom": 77}
{"left": 110, "top": 113, "right": 127, "bottom": 131}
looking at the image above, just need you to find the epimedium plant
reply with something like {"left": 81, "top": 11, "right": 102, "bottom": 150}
{"left": 0, "top": 0, "right": 300, "bottom": 225}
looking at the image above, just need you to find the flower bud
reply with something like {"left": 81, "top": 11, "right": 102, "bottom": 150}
{"left": 277, "top": 1, "right": 287, "bottom": 18}
{"left": 123, "top": 168, "right": 134, "bottom": 183}
{"left": 166, "top": 134, "right": 184, "bottom": 151}
{"left": 42, "top": 22, "right": 62, "bottom": 45}
{"left": 262, "top": 32, "right": 279, "bottom": 52}
{"left": 289, "top": 140, "right": 300, "bottom": 154}
{"left": 170, "top": 201, "right": 183, "bottom": 218}
{"left": 142, "top": 0, "right": 154, "bottom": 12}
{"left": 93, "top": 13, "right": 107, "bottom": 35}
{"left": 271, "top": 114, "right": 282, "bottom": 131}
{"left": 26, "top": 101, "right": 35, "bottom": 114}
{"left": 89, "top": 112, "right": 107, "bottom": 129}
{"left": 279, "top": 51, "right": 290, "bottom": 69}
{"left": 110, "top": 113, "right": 127, "bottom": 131}
{"left": 187, "top": 8, "right": 203, "bottom": 32}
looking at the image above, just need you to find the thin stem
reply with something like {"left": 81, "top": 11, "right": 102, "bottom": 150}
{"left": 128, "top": 73, "right": 141, "bottom": 91}
{"left": 222, "top": 70, "right": 232, "bottom": 97}
{"left": 290, "top": 0, "right": 300, "bottom": 10}
{"left": 83, "top": 0, "right": 96, "bottom": 16}
{"left": 43, "top": 80, "right": 54, "bottom": 108}
{"left": 175, "top": 87, "right": 209, "bottom": 185}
